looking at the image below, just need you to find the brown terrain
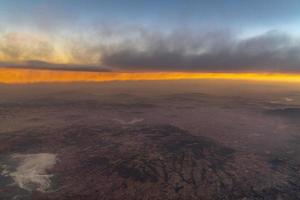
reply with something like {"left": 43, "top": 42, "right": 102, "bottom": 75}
{"left": 0, "top": 80, "right": 300, "bottom": 200}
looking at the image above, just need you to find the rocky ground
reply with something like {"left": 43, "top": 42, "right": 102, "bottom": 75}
{"left": 0, "top": 80, "right": 300, "bottom": 199}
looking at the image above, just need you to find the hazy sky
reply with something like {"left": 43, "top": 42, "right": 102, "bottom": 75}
{"left": 0, "top": 0, "right": 300, "bottom": 72}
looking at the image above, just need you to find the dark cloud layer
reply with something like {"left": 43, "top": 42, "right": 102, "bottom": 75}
{"left": 0, "top": 60, "right": 110, "bottom": 72}
{"left": 1, "top": 28, "right": 300, "bottom": 72}
{"left": 100, "top": 30, "right": 300, "bottom": 72}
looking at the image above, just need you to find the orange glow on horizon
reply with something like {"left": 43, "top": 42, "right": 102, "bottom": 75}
{"left": 1, "top": 68, "right": 300, "bottom": 84}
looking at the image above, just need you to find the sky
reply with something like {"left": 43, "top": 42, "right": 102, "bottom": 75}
{"left": 0, "top": 0, "right": 300, "bottom": 72}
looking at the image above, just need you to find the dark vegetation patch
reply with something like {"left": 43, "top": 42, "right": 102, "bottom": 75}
{"left": 112, "top": 157, "right": 159, "bottom": 183}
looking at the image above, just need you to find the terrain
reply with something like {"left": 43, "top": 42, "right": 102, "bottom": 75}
{"left": 0, "top": 80, "right": 300, "bottom": 200}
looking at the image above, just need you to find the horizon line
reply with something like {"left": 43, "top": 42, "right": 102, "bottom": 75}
{"left": 1, "top": 68, "right": 300, "bottom": 84}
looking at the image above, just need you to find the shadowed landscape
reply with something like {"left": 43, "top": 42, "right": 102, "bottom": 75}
{"left": 1, "top": 80, "right": 300, "bottom": 200}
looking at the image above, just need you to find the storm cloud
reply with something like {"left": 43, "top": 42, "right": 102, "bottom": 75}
{"left": 100, "top": 29, "right": 300, "bottom": 72}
